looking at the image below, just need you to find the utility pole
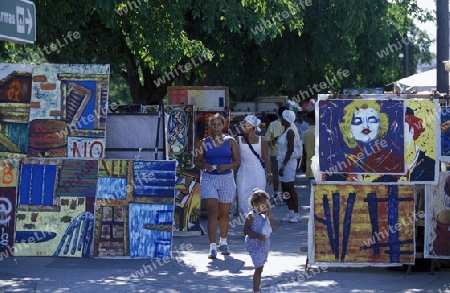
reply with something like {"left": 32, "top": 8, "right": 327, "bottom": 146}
{"left": 436, "top": 0, "right": 449, "bottom": 94}
{"left": 403, "top": 33, "right": 409, "bottom": 77}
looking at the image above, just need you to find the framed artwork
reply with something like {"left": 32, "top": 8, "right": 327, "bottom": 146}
{"left": 310, "top": 184, "right": 415, "bottom": 265}
{"left": 440, "top": 106, "right": 450, "bottom": 162}
{"left": 168, "top": 86, "right": 228, "bottom": 111}
{"left": 425, "top": 172, "right": 450, "bottom": 259}
{"left": 28, "top": 64, "right": 110, "bottom": 158}
{"left": 164, "top": 104, "right": 194, "bottom": 169}
{"left": 318, "top": 99, "right": 405, "bottom": 175}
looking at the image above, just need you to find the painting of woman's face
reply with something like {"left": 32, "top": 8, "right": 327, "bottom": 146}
{"left": 350, "top": 107, "right": 380, "bottom": 143}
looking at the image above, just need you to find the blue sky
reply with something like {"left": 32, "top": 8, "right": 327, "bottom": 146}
{"left": 416, "top": 0, "right": 437, "bottom": 54}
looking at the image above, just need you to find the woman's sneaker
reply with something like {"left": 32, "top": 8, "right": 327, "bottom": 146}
{"left": 208, "top": 249, "right": 217, "bottom": 259}
{"left": 289, "top": 214, "right": 300, "bottom": 223}
{"left": 219, "top": 244, "right": 230, "bottom": 255}
{"left": 281, "top": 211, "right": 294, "bottom": 222}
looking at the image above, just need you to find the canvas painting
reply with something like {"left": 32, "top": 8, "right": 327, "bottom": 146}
{"left": 0, "top": 187, "right": 17, "bottom": 259}
{"left": 0, "top": 160, "right": 20, "bottom": 259}
{"left": 318, "top": 99, "right": 405, "bottom": 175}
{"left": 319, "top": 99, "right": 438, "bottom": 184}
{"left": 440, "top": 106, "right": 450, "bottom": 162}
{"left": 165, "top": 104, "right": 194, "bottom": 169}
{"left": 15, "top": 158, "right": 96, "bottom": 257}
{"left": 173, "top": 170, "right": 201, "bottom": 233}
{"left": 0, "top": 64, "right": 32, "bottom": 157}
{"left": 425, "top": 172, "right": 450, "bottom": 259}
{"left": 94, "top": 160, "right": 176, "bottom": 258}
{"left": 311, "top": 184, "right": 415, "bottom": 264}
{"left": 358, "top": 99, "right": 438, "bottom": 184}
{"left": 28, "top": 64, "right": 110, "bottom": 158}
{"left": 128, "top": 202, "right": 173, "bottom": 258}
{"left": 168, "top": 87, "right": 228, "bottom": 111}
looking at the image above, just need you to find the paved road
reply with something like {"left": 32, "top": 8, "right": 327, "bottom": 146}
{"left": 1, "top": 173, "right": 450, "bottom": 292}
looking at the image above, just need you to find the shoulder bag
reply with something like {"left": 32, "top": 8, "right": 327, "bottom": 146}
{"left": 243, "top": 136, "right": 266, "bottom": 169}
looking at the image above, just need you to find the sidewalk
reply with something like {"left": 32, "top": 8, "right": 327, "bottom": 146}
{"left": 1, "top": 173, "right": 450, "bottom": 293}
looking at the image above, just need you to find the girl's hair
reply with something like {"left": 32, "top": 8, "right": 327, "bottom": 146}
{"left": 209, "top": 113, "right": 225, "bottom": 124}
{"left": 248, "top": 188, "right": 270, "bottom": 206}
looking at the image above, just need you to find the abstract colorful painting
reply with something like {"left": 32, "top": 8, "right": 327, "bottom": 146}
{"left": 311, "top": 184, "right": 415, "bottom": 264}
{"left": 0, "top": 159, "right": 20, "bottom": 259}
{"left": 165, "top": 104, "right": 194, "bottom": 169}
{"left": 28, "top": 64, "right": 110, "bottom": 158}
{"left": 168, "top": 86, "right": 228, "bottom": 111}
{"left": 318, "top": 99, "right": 405, "bottom": 175}
{"left": 94, "top": 160, "right": 176, "bottom": 258}
{"left": 0, "top": 63, "right": 32, "bottom": 157}
{"left": 56, "top": 160, "right": 99, "bottom": 198}
{"left": 0, "top": 187, "right": 17, "bottom": 259}
{"left": 15, "top": 158, "right": 96, "bottom": 258}
{"left": 129, "top": 202, "right": 173, "bottom": 258}
{"left": 425, "top": 172, "right": 450, "bottom": 259}
{"left": 173, "top": 170, "right": 201, "bottom": 233}
{"left": 440, "top": 106, "right": 450, "bottom": 162}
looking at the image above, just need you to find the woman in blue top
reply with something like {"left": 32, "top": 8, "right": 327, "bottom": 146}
{"left": 195, "top": 113, "right": 241, "bottom": 259}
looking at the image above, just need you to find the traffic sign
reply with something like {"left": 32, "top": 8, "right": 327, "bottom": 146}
{"left": 0, "top": 0, "right": 36, "bottom": 44}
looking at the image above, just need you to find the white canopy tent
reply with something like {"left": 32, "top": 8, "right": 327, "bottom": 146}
{"left": 394, "top": 68, "right": 443, "bottom": 94}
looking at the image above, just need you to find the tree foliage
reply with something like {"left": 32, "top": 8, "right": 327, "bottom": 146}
{"left": 0, "top": 0, "right": 434, "bottom": 105}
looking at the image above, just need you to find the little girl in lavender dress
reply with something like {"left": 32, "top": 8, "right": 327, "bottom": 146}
{"left": 243, "top": 188, "right": 275, "bottom": 293}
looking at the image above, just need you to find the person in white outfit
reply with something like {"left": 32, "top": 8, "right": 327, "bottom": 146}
{"left": 236, "top": 115, "right": 272, "bottom": 215}
{"left": 277, "top": 110, "right": 300, "bottom": 223}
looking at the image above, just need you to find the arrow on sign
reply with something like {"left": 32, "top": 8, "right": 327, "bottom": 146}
{"left": 25, "top": 8, "right": 32, "bottom": 34}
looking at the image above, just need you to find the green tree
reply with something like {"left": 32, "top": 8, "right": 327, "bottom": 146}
{"left": 0, "top": 0, "right": 434, "bottom": 105}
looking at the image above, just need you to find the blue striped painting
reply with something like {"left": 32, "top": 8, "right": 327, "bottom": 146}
{"left": 128, "top": 202, "right": 173, "bottom": 258}
{"left": 97, "top": 177, "right": 127, "bottom": 199}
{"left": 133, "top": 161, "right": 176, "bottom": 197}
{"left": 19, "top": 164, "right": 57, "bottom": 205}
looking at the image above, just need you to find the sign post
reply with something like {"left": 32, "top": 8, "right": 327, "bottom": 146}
{"left": 0, "top": 0, "right": 36, "bottom": 44}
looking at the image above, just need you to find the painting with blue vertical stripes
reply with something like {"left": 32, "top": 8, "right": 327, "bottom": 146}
{"left": 311, "top": 184, "right": 415, "bottom": 265}
{"left": 133, "top": 161, "right": 176, "bottom": 197}
{"left": 128, "top": 203, "right": 173, "bottom": 258}
{"left": 19, "top": 163, "right": 57, "bottom": 206}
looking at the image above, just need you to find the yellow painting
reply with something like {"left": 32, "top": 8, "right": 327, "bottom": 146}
{"left": 313, "top": 184, "right": 415, "bottom": 264}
